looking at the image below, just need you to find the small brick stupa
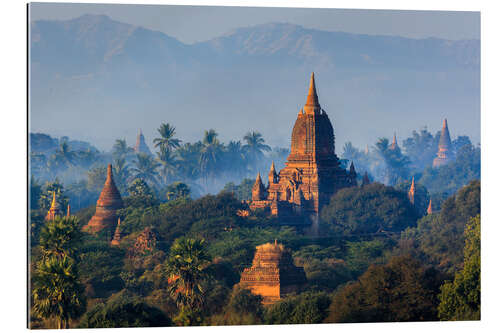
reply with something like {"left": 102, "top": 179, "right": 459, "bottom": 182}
{"left": 45, "top": 191, "right": 63, "bottom": 221}
{"left": 84, "top": 164, "right": 124, "bottom": 233}
{"left": 433, "top": 119, "right": 454, "bottom": 168}
{"left": 110, "top": 218, "right": 122, "bottom": 246}
{"left": 239, "top": 240, "right": 306, "bottom": 304}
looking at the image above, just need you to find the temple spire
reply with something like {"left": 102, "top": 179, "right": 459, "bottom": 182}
{"left": 433, "top": 118, "right": 453, "bottom": 167}
{"left": 427, "top": 199, "right": 433, "bottom": 215}
{"left": 66, "top": 203, "right": 71, "bottom": 217}
{"left": 268, "top": 161, "right": 277, "bottom": 184}
{"left": 46, "top": 191, "right": 62, "bottom": 220}
{"left": 408, "top": 177, "right": 415, "bottom": 205}
{"left": 252, "top": 172, "right": 266, "bottom": 201}
{"left": 390, "top": 133, "right": 398, "bottom": 150}
{"left": 304, "top": 72, "right": 321, "bottom": 114}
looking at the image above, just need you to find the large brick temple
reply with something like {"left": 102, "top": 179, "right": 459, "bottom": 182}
{"left": 249, "top": 73, "right": 356, "bottom": 225}
{"left": 239, "top": 240, "right": 306, "bottom": 304}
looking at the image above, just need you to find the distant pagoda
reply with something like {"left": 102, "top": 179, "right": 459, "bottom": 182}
{"left": 134, "top": 129, "right": 152, "bottom": 155}
{"left": 45, "top": 191, "right": 63, "bottom": 221}
{"left": 433, "top": 119, "right": 454, "bottom": 168}
{"left": 84, "top": 164, "right": 124, "bottom": 233}
{"left": 239, "top": 240, "right": 306, "bottom": 304}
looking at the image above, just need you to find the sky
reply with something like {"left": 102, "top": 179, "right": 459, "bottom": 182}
{"left": 30, "top": 2, "right": 480, "bottom": 44}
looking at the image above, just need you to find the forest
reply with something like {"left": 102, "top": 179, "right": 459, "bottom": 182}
{"left": 28, "top": 123, "right": 480, "bottom": 328}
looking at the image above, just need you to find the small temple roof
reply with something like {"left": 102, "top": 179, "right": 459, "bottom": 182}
{"left": 304, "top": 72, "right": 321, "bottom": 114}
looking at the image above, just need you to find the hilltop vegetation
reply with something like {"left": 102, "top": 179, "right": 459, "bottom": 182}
{"left": 29, "top": 176, "right": 480, "bottom": 327}
{"left": 29, "top": 120, "right": 480, "bottom": 328}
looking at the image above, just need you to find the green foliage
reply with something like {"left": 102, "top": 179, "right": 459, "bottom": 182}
{"left": 77, "top": 242, "right": 125, "bottom": 298}
{"left": 165, "top": 237, "right": 211, "bottom": 311}
{"left": 221, "top": 178, "right": 254, "bottom": 201}
{"left": 410, "top": 180, "right": 480, "bottom": 273}
{"left": 209, "top": 286, "right": 264, "bottom": 325}
{"left": 165, "top": 181, "right": 191, "bottom": 201}
{"left": 375, "top": 137, "right": 411, "bottom": 185}
{"left": 419, "top": 144, "right": 480, "bottom": 195}
{"left": 32, "top": 255, "right": 87, "bottom": 329}
{"left": 326, "top": 255, "right": 442, "bottom": 323}
{"left": 320, "top": 183, "right": 418, "bottom": 235}
{"left": 39, "top": 216, "right": 83, "bottom": 259}
{"left": 395, "top": 179, "right": 430, "bottom": 217}
{"left": 345, "top": 239, "right": 395, "bottom": 276}
{"left": 438, "top": 215, "right": 480, "bottom": 320}
{"left": 78, "top": 291, "right": 172, "bottom": 328}
{"left": 87, "top": 166, "right": 107, "bottom": 193}
{"left": 38, "top": 181, "right": 68, "bottom": 211}
{"left": 125, "top": 178, "right": 158, "bottom": 208}
{"left": 265, "top": 291, "right": 331, "bottom": 324}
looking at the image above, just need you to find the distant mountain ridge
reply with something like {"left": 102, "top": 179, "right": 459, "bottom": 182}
{"left": 29, "top": 14, "right": 480, "bottom": 151}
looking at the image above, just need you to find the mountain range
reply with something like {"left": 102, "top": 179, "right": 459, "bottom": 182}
{"left": 29, "top": 14, "right": 480, "bottom": 151}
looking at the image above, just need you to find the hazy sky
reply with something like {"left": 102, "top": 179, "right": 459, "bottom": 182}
{"left": 30, "top": 2, "right": 480, "bottom": 44}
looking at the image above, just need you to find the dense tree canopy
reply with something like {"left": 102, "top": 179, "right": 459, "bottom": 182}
{"left": 326, "top": 255, "right": 443, "bottom": 323}
{"left": 438, "top": 215, "right": 480, "bottom": 320}
{"left": 320, "top": 183, "right": 419, "bottom": 235}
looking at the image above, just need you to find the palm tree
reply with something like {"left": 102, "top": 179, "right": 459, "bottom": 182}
{"left": 156, "top": 147, "right": 178, "bottom": 185}
{"left": 199, "top": 129, "right": 224, "bottom": 187}
{"left": 154, "top": 123, "right": 181, "bottom": 152}
{"left": 112, "top": 139, "right": 134, "bottom": 160}
{"left": 49, "top": 141, "right": 76, "bottom": 171}
{"left": 113, "top": 157, "right": 131, "bottom": 193}
{"left": 130, "top": 153, "right": 160, "bottom": 186}
{"left": 39, "top": 216, "right": 82, "bottom": 260}
{"left": 242, "top": 131, "right": 271, "bottom": 172}
{"left": 165, "top": 238, "right": 210, "bottom": 311}
{"left": 32, "top": 255, "right": 86, "bottom": 329}
{"left": 176, "top": 142, "right": 203, "bottom": 180}
{"left": 224, "top": 140, "right": 247, "bottom": 178}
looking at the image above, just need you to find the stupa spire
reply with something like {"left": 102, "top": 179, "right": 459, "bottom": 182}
{"left": 252, "top": 172, "right": 266, "bottom": 201}
{"left": 111, "top": 217, "right": 122, "bottom": 246}
{"left": 268, "top": 161, "right": 277, "bottom": 184}
{"left": 433, "top": 118, "right": 453, "bottom": 167}
{"left": 304, "top": 72, "right": 321, "bottom": 114}
{"left": 66, "top": 203, "right": 71, "bottom": 217}
{"left": 390, "top": 133, "right": 398, "bottom": 150}
{"left": 408, "top": 177, "right": 415, "bottom": 205}
{"left": 46, "top": 191, "right": 62, "bottom": 220}
{"left": 427, "top": 199, "right": 433, "bottom": 215}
